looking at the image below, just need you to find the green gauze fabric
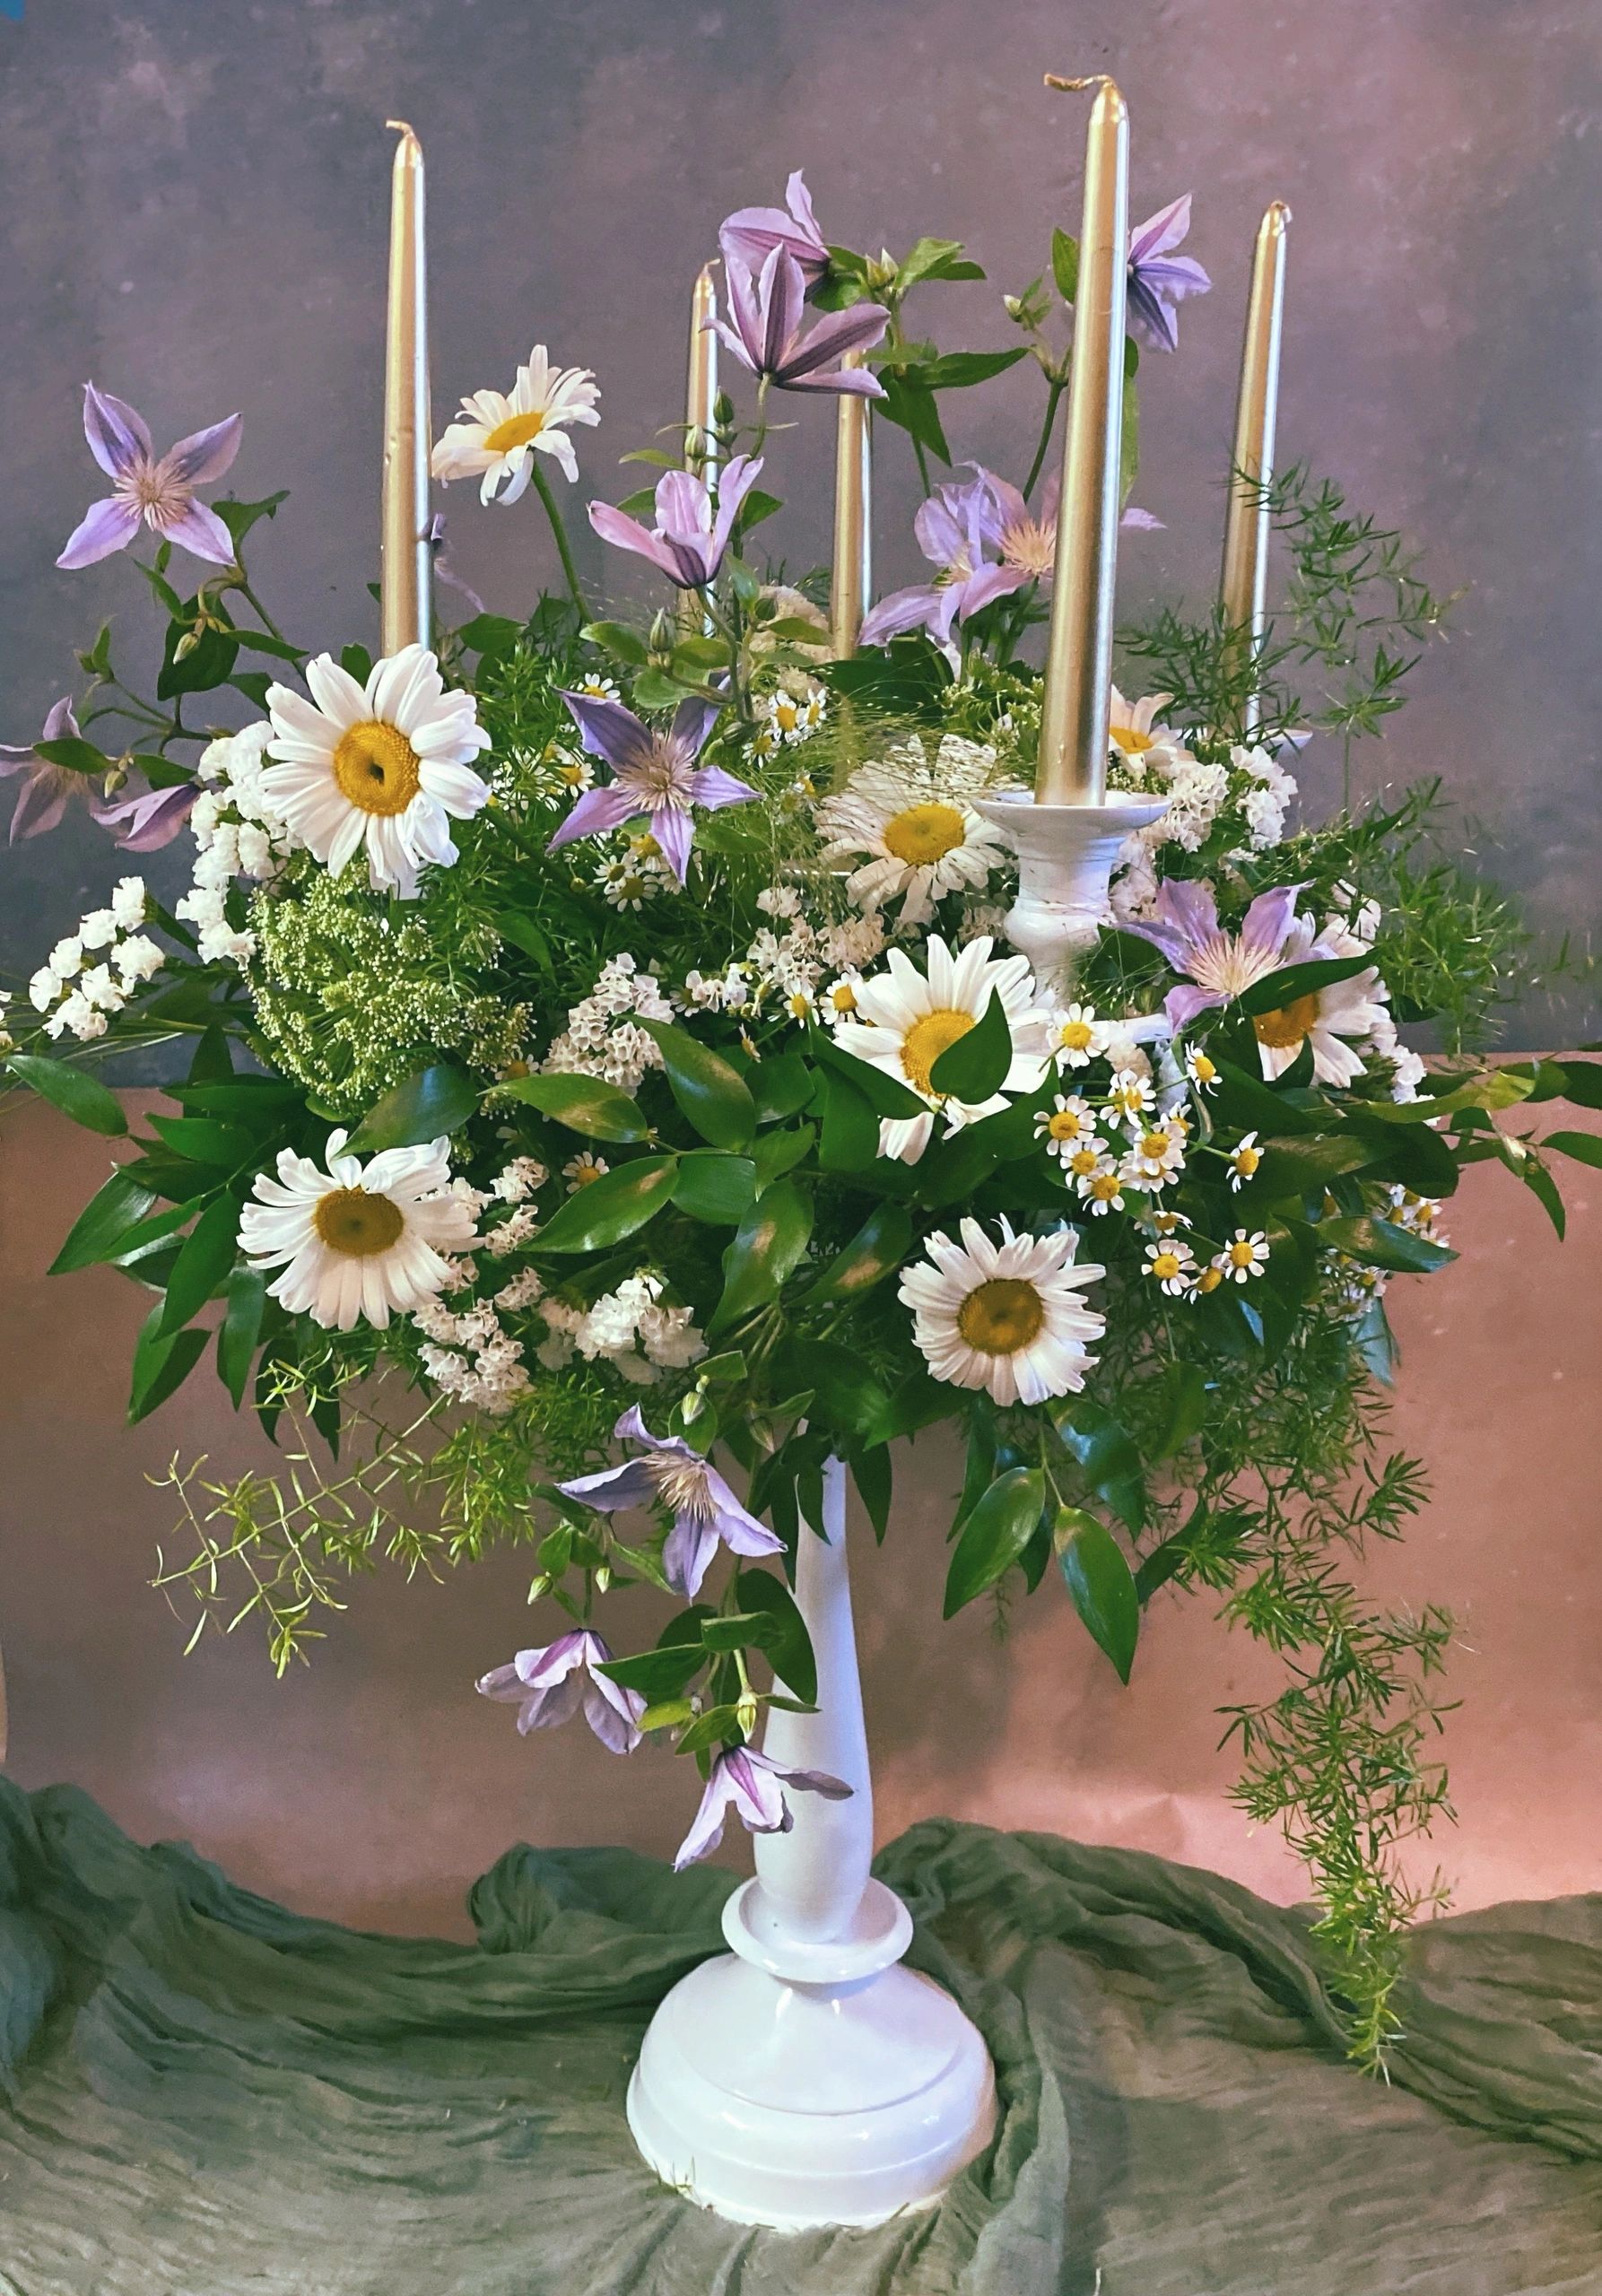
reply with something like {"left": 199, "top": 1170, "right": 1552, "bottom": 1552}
{"left": 1, "top": 1782, "right": 1599, "bottom": 2295}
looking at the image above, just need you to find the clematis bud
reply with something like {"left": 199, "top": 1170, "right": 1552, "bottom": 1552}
{"left": 736, "top": 1690, "right": 760, "bottom": 1739}
{"left": 173, "top": 629, "right": 201, "bottom": 661}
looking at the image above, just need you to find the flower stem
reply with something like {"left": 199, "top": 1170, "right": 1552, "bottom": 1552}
{"left": 530, "top": 461, "right": 590, "bottom": 622}
{"left": 1023, "top": 378, "right": 1067, "bottom": 500}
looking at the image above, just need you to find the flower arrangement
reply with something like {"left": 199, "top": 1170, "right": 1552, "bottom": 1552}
{"left": 4, "top": 161, "right": 1595, "bottom": 2067}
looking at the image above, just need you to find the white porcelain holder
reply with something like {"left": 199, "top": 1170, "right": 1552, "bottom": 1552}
{"left": 627, "top": 1457, "right": 997, "bottom": 2230}
{"left": 973, "top": 787, "right": 1169, "bottom": 997}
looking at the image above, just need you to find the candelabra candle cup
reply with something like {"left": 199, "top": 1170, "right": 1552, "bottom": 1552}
{"left": 626, "top": 1458, "right": 997, "bottom": 2230}
{"left": 975, "top": 787, "right": 1169, "bottom": 998}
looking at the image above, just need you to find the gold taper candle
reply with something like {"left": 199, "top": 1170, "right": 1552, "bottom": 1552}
{"left": 685, "top": 262, "right": 720, "bottom": 478}
{"left": 381, "top": 121, "right": 431, "bottom": 657}
{"left": 1036, "top": 75, "right": 1128, "bottom": 806}
{"left": 1220, "top": 200, "right": 1291, "bottom": 726}
{"left": 830, "top": 350, "right": 873, "bottom": 657}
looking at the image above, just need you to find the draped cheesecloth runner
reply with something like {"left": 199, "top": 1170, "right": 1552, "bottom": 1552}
{"left": 1, "top": 1783, "right": 1599, "bottom": 2295}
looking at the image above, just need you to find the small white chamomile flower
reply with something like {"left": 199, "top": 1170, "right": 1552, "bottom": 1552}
{"left": 1035, "top": 1094, "right": 1098, "bottom": 1160}
{"left": 1144, "top": 1239, "right": 1197, "bottom": 1296}
{"left": 1055, "top": 1002, "right": 1110, "bottom": 1069}
{"left": 1214, "top": 1229, "right": 1269, "bottom": 1283}
{"left": 1228, "top": 1131, "right": 1264, "bottom": 1190}
{"left": 562, "top": 1152, "right": 610, "bottom": 1191}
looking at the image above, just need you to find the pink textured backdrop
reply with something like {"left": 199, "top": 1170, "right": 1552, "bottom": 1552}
{"left": 1, "top": 1091, "right": 1597, "bottom": 1937}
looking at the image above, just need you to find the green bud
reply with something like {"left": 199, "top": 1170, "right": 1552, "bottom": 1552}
{"left": 736, "top": 1690, "right": 760, "bottom": 1740}
{"left": 173, "top": 629, "right": 201, "bottom": 662}
{"left": 526, "top": 1573, "right": 551, "bottom": 1605}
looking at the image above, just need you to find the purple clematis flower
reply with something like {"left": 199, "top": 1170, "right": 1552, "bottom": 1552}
{"left": 858, "top": 468, "right": 999, "bottom": 648}
{"left": 550, "top": 693, "right": 757, "bottom": 886}
{"left": 1122, "top": 876, "right": 1305, "bottom": 1031}
{"left": 719, "top": 171, "right": 831, "bottom": 290}
{"left": 94, "top": 780, "right": 201, "bottom": 852}
{"left": 674, "top": 1745, "right": 853, "bottom": 1871}
{"left": 57, "top": 384, "right": 242, "bottom": 570}
{"left": 0, "top": 697, "right": 99, "bottom": 840}
{"left": 477, "top": 1629, "right": 646, "bottom": 1755}
{"left": 588, "top": 454, "right": 763, "bottom": 589}
{"left": 1125, "top": 196, "right": 1212, "bottom": 354}
{"left": 558, "top": 1405, "right": 784, "bottom": 1598}
{"left": 718, "top": 248, "right": 888, "bottom": 397}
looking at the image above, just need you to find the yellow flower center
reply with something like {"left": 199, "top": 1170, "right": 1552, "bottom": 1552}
{"left": 787, "top": 992, "right": 812, "bottom": 1018}
{"left": 1110, "top": 724, "right": 1153, "bottom": 754}
{"left": 557, "top": 762, "right": 588, "bottom": 787}
{"left": 1196, "top": 1265, "right": 1224, "bottom": 1293}
{"left": 900, "top": 1008, "right": 976, "bottom": 1096}
{"left": 1229, "top": 1238, "right": 1259, "bottom": 1269}
{"left": 312, "top": 1186, "right": 405, "bottom": 1258}
{"left": 828, "top": 982, "right": 857, "bottom": 1013}
{"left": 1059, "top": 1019, "right": 1095, "bottom": 1052}
{"left": 956, "top": 1276, "right": 1045, "bottom": 1355}
{"left": 1251, "top": 992, "right": 1319, "bottom": 1050}
{"left": 332, "top": 719, "right": 422, "bottom": 816}
{"left": 1090, "top": 1171, "right": 1121, "bottom": 1201}
{"left": 483, "top": 409, "right": 547, "bottom": 454}
{"left": 773, "top": 700, "right": 799, "bottom": 731}
{"left": 570, "top": 1159, "right": 604, "bottom": 1187}
{"left": 1140, "top": 1130, "right": 1171, "bottom": 1160}
{"left": 1046, "top": 1109, "right": 1083, "bottom": 1142}
{"left": 1190, "top": 1051, "right": 1217, "bottom": 1083}
{"left": 1151, "top": 1250, "right": 1182, "bottom": 1283}
{"left": 883, "top": 801, "right": 967, "bottom": 867}
{"left": 1234, "top": 1144, "right": 1262, "bottom": 1176}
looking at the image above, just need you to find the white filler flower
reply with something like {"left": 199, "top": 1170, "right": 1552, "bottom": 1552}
{"left": 431, "top": 345, "right": 601, "bottom": 499}
{"left": 264, "top": 646, "right": 492, "bottom": 899}
{"left": 899, "top": 1216, "right": 1106, "bottom": 1406}
{"left": 239, "top": 1131, "right": 479, "bottom": 1331}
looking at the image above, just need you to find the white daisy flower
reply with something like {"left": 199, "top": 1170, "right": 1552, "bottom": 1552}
{"left": 596, "top": 857, "right": 656, "bottom": 910}
{"left": 820, "top": 974, "right": 862, "bottom": 1028}
{"left": 1035, "top": 1093, "right": 1098, "bottom": 1160}
{"left": 1075, "top": 1157, "right": 1127, "bottom": 1215}
{"left": 563, "top": 1152, "right": 610, "bottom": 1192}
{"left": 832, "top": 935, "right": 1053, "bottom": 1166}
{"left": 1144, "top": 1238, "right": 1196, "bottom": 1296}
{"left": 1061, "top": 1137, "right": 1110, "bottom": 1190}
{"left": 1185, "top": 1045, "right": 1219, "bottom": 1092}
{"left": 571, "top": 673, "right": 620, "bottom": 703}
{"left": 1387, "top": 1185, "right": 1444, "bottom": 1239}
{"left": 783, "top": 985, "right": 817, "bottom": 1023}
{"left": 1124, "top": 1120, "right": 1186, "bottom": 1187}
{"left": 1107, "top": 685, "right": 1190, "bottom": 780}
{"left": 898, "top": 1215, "right": 1106, "bottom": 1407}
{"left": 817, "top": 746, "right": 1008, "bottom": 926}
{"left": 431, "top": 345, "right": 601, "bottom": 500}
{"left": 1228, "top": 1131, "right": 1264, "bottom": 1190}
{"left": 1251, "top": 914, "right": 1390, "bottom": 1090}
{"left": 264, "top": 647, "right": 492, "bottom": 899}
{"left": 238, "top": 1130, "right": 477, "bottom": 1333}
{"left": 1054, "top": 1002, "right": 1110, "bottom": 1070}
{"left": 1213, "top": 1228, "right": 1270, "bottom": 1284}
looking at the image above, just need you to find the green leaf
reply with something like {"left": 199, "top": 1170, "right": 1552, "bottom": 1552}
{"left": 499, "top": 1072, "right": 651, "bottom": 1142}
{"left": 217, "top": 1264, "right": 267, "bottom": 1407}
{"left": 927, "top": 990, "right": 1011, "bottom": 1102}
{"left": 48, "top": 1167, "right": 157, "bottom": 1274}
{"left": 156, "top": 608, "right": 239, "bottom": 699}
{"left": 639, "top": 1698, "right": 698, "bottom": 1734}
{"left": 813, "top": 1031, "right": 927, "bottom": 1120}
{"left": 532, "top": 1154, "right": 679, "bottom": 1254}
{"left": 1352, "top": 1296, "right": 1399, "bottom": 1387}
{"left": 806, "top": 1202, "right": 913, "bottom": 1304}
{"left": 675, "top": 1704, "right": 744, "bottom": 1757}
{"left": 672, "top": 1152, "right": 757, "bottom": 1224}
{"left": 213, "top": 490, "right": 289, "bottom": 547}
{"left": 455, "top": 613, "right": 523, "bottom": 661}
{"left": 158, "top": 1193, "right": 240, "bottom": 1336}
{"left": 1056, "top": 1399, "right": 1146, "bottom": 1532}
{"left": 1211, "top": 1059, "right": 1324, "bottom": 1136}
{"left": 128, "top": 1302, "right": 208, "bottom": 1424}
{"left": 1517, "top": 1155, "right": 1566, "bottom": 1239}
{"left": 815, "top": 1062, "right": 881, "bottom": 1171}
{"left": 147, "top": 1113, "right": 254, "bottom": 1168}
{"left": 635, "top": 1020, "right": 755, "bottom": 1149}
{"left": 187, "top": 1026, "right": 235, "bottom": 1083}
{"left": 1542, "top": 1129, "right": 1602, "bottom": 1170}
{"left": 1238, "top": 953, "right": 1379, "bottom": 1018}
{"left": 230, "top": 628, "right": 305, "bottom": 664}
{"left": 1319, "top": 1214, "right": 1456, "bottom": 1273}
{"left": 753, "top": 1123, "right": 814, "bottom": 1193}
{"left": 863, "top": 1369, "right": 952, "bottom": 1447}
{"left": 875, "top": 371, "right": 952, "bottom": 465}
{"left": 579, "top": 620, "right": 650, "bottom": 666}
{"left": 492, "top": 911, "right": 553, "bottom": 970}
{"left": 1251, "top": 1131, "right": 1378, "bottom": 1196}
{"left": 31, "top": 735, "right": 112, "bottom": 777}
{"left": 230, "top": 671, "right": 274, "bottom": 711}
{"left": 777, "top": 1342, "right": 889, "bottom": 1444}
{"left": 1056, "top": 1511, "right": 1139, "bottom": 1683}
{"left": 921, "top": 347, "right": 1028, "bottom": 389}
{"left": 710, "top": 1178, "right": 813, "bottom": 1335}
{"left": 896, "top": 234, "right": 973, "bottom": 290}
{"left": 1345, "top": 1068, "right": 1536, "bottom": 1125}
{"left": 735, "top": 1568, "right": 817, "bottom": 1704}
{"left": 6, "top": 1054, "right": 126, "bottom": 1137}
{"left": 1554, "top": 1059, "right": 1602, "bottom": 1110}
{"left": 943, "top": 1466, "right": 1047, "bottom": 1618}
{"left": 748, "top": 1052, "right": 813, "bottom": 1125}
{"left": 849, "top": 1445, "right": 893, "bottom": 1543}
{"left": 1152, "top": 1361, "right": 1208, "bottom": 1459}
{"left": 1051, "top": 228, "right": 1080, "bottom": 303}
{"left": 598, "top": 1630, "right": 710, "bottom": 1703}
{"left": 344, "top": 1063, "right": 480, "bottom": 1154}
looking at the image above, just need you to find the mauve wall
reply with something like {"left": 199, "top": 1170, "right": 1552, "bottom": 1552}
{"left": 1, "top": 1, "right": 1600, "bottom": 1930}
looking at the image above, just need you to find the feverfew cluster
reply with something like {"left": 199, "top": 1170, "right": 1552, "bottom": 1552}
{"left": 1108, "top": 698, "right": 1300, "bottom": 919}
{"left": 542, "top": 953, "right": 675, "bottom": 1094}
{"left": 747, "top": 672, "right": 828, "bottom": 763}
{"left": 27, "top": 876, "right": 161, "bottom": 1040}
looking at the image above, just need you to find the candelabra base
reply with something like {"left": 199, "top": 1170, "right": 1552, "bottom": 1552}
{"left": 626, "top": 1873, "right": 997, "bottom": 2230}
{"left": 974, "top": 787, "right": 1168, "bottom": 996}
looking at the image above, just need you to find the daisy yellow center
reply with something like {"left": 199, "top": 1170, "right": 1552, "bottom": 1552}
{"left": 1140, "top": 1130, "right": 1171, "bottom": 1159}
{"left": 883, "top": 802, "right": 967, "bottom": 867}
{"left": 1090, "top": 1172, "right": 1121, "bottom": 1201}
{"left": 900, "top": 1008, "right": 976, "bottom": 1095}
{"left": 774, "top": 700, "right": 799, "bottom": 731}
{"left": 570, "top": 1160, "right": 605, "bottom": 1187}
{"left": 1068, "top": 1146, "right": 1101, "bottom": 1177}
{"left": 1252, "top": 993, "right": 1319, "bottom": 1050}
{"left": 1229, "top": 1238, "right": 1259, "bottom": 1269}
{"left": 1190, "top": 1052, "right": 1217, "bottom": 1083}
{"left": 1110, "top": 725, "right": 1154, "bottom": 754}
{"left": 1234, "top": 1144, "right": 1262, "bottom": 1175}
{"left": 1059, "top": 1019, "right": 1095, "bottom": 1052}
{"left": 1197, "top": 1265, "right": 1224, "bottom": 1293}
{"left": 313, "top": 1186, "right": 405, "bottom": 1257}
{"left": 1046, "top": 1109, "right": 1083, "bottom": 1142}
{"left": 1151, "top": 1250, "right": 1182, "bottom": 1283}
{"left": 483, "top": 409, "right": 547, "bottom": 454}
{"left": 956, "top": 1277, "right": 1045, "bottom": 1355}
{"left": 829, "top": 983, "right": 857, "bottom": 1013}
{"left": 333, "top": 720, "right": 422, "bottom": 816}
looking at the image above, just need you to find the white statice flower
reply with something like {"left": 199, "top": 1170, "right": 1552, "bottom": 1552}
{"left": 567, "top": 1273, "right": 706, "bottom": 1383}
{"left": 535, "top": 1297, "right": 586, "bottom": 1370}
{"left": 743, "top": 919, "right": 826, "bottom": 1012}
{"left": 899, "top": 1216, "right": 1106, "bottom": 1407}
{"left": 76, "top": 964, "right": 126, "bottom": 1014}
{"left": 484, "top": 1205, "right": 540, "bottom": 1257}
{"left": 79, "top": 909, "right": 118, "bottom": 951}
{"left": 832, "top": 935, "right": 1053, "bottom": 1165}
{"left": 1110, "top": 847, "right": 1162, "bottom": 924}
{"left": 495, "top": 1266, "right": 545, "bottom": 1312}
{"left": 431, "top": 345, "right": 601, "bottom": 498}
{"left": 755, "top": 883, "right": 804, "bottom": 920}
{"left": 48, "top": 935, "right": 84, "bottom": 981}
{"left": 492, "top": 1156, "right": 547, "bottom": 1205}
{"left": 1144, "top": 1238, "right": 1197, "bottom": 1297}
{"left": 264, "top": 647, "right": 492, "bottom": 900}
{"left": 819, "top": 910, "right": 887, "bottom": 973}
{"left": 111, "top": 875, "right": 148, "bottom": 929}
{"left": 29, "top": 968, "right": 59, "bottom": 1013}
{"left": 1213, "top": 1228, "right": 1270, "bottom": 1284}
{"left": 44, "top": 990, "right": 105, "bottom": 1043}
{"left": 174, "top": 883, "right": 256, "bottom": 967}
{"left": 544, "top": 953, "right": 675, "bottom": 1094}
{"left": 817, "top": 735, "right": 1007, "bottom": 926}
{"left": 683, "top": 964, "right": 751, "bottom": 1013}
{"left": 239, "top": 1129, "right": 477, "bottom": 1331}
